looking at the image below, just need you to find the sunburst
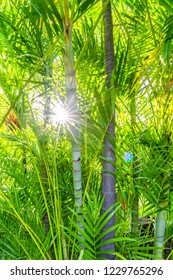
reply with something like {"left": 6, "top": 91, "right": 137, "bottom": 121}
{"left": 52, "top": 103, "right": 68, "bottom": 124}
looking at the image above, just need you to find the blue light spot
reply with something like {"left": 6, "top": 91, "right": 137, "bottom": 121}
{"left": 124, "top": 152, "right": 133, "bottom": 162}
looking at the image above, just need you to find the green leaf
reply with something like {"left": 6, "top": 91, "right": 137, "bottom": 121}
{"left": 74, "top": 0, "right": 100, "bottom": 22}
{"left": 159, "top": 0, "right": 173, "bottom": 13}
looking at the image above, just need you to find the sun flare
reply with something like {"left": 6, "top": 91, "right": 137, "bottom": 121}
{"left": 52, "top": 103, "right": 68, "bottom": 124}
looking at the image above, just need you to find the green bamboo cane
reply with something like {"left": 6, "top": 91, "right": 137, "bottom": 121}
{"left": 130, "top": 96, "right": 139, "bottom": 237}
{"left": 63, "top": 0, "right": 84, "bottom": 245}
{"left": 154, "top": 134, "right": 171, "bottom": 259}
{"left": 154, "top": 208, "right": 167, "bottom": 259}
{"left": 154, "top": 180, "right": 169, "bottom": 259}
{"left": 42, "top": 63, "right": 52, "bottom": 236}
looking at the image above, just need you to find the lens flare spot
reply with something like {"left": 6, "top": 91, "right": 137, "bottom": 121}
{"left": 52, "top": 103, "right": 68, "bottom": 124}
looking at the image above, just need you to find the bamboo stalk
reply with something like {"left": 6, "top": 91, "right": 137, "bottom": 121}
{"left": 154, "top": 209, "right": 167, "bottom": 259}
{"left": 130, "top": 96, "right": 139, "bottom": 236}
{"left": 42, "top": 64, "right": 52, "bottom": 236}
{"left": 63, "top": 0, "right": 84, "bottom": 245}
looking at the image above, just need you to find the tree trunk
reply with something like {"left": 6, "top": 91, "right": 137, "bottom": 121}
{"left": 101, "top": 0, "right": 116, "bottom": 260}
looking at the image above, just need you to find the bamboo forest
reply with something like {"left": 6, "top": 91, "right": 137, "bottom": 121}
{"left": 0, "top": 0, "right": 173, "bottom": 260}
